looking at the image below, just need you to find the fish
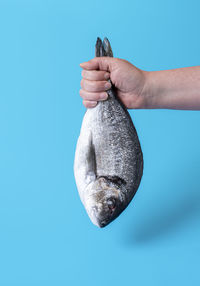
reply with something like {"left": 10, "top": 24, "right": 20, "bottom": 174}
{"left": 74, "top": 37, "right": 143, "bottom": 228}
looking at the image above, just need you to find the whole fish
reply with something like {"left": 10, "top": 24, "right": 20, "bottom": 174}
{"left": 74, "top": 37, "right": 143, "bottom": 228}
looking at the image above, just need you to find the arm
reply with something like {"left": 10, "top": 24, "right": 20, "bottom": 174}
{"left": 144, "top": 66, "right": 200, "bottom": 110}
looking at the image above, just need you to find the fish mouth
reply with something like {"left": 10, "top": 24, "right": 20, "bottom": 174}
{"left": 92, "top": 216, "right": 111, "bottom": 228}
{"left": 89, "top": 201, "right": 119, "bottom": 228}
{"left": 94, "top": 212, "right": 119, "bottom": 228}
{"left": 98, "top": 220, "right": 108, "bottom": 228}
{"left": 89, "top": 208, "right": 110, "bottom": 228}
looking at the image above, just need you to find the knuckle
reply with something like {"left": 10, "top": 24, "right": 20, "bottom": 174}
{"left": 80, "top": 79, "right": 85, "bottom": 88}
{"left": 83, "top": 100, "right": 88, "bottom": 107}
{"left": 81, "top": 70, "right": 85, "bottom": 77}
{"left": 82, "top": 70, "right": 88, "bottom": 79}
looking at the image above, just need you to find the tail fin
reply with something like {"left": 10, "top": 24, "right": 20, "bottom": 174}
{"left": 95, "top": 37, "right": 113, "bottom": 57}
{"left": 95, "top": 37, "right": 103, "bottom": 57}
{"left": 103, "top": 37, "right": 113, "bottom": 57}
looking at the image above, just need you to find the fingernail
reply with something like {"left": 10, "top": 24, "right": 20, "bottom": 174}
{"left": 104, "top": 72, "right": 110, "bottom": 80}
{"left": 105, "top": 82, "right": 111, "bottom": 90}
{"left": 99, "top": 92, "right": 108, "bottom": 101}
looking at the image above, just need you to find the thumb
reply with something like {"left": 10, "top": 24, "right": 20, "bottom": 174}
{"left": 80, "top": 57, "right": 115, "bottom": 72}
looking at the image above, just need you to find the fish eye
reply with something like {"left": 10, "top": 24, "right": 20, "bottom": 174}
{"left": 107, "top": 198, "right": 116, "bottom": 210}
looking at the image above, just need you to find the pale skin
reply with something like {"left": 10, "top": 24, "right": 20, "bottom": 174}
{"left": 80, "top": 57, "right": 200, "bottom": 110}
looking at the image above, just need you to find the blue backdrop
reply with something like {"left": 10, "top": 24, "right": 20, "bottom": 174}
{"left": 0, "top": 0, "right": 200, "bottom": 285}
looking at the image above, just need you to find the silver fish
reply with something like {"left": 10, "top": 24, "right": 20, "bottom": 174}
{"left": 74, "top": 37, "right": 143, "bottom": 228}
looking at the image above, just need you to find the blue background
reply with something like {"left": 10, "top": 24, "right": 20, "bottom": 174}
{"left": 0, "top": 0, "right": 200, "bottom": 285}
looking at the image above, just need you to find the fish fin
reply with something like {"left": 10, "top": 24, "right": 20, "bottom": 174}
{"left": 95, "top": 37, "right": 102, "bottom": 57}
{"left": 97, "top": 175, "right": 126, "bottom": 188}
{"left": 95, "top": 37, "right": 107, "bottom": 57}
{"left": 95, "top": 37, "right": 114, "bottom": 96}
{"left": 95, "top": 37, "right": 113, "bottom": 57}
{"left": 103, "top": 37, "right": 113, "bottom": 57}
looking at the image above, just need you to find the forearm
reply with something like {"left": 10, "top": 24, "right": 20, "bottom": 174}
{"left": 144, "top": 66, "right": 200, "bottom": 110}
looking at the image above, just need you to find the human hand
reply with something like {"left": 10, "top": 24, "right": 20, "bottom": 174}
{"left": 80, "top": 57, "right": 149, "bottom": 109}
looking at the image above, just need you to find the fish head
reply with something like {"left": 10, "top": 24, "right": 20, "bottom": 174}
{"left": 85, "top": 177, "right": 127, "bottom": 228}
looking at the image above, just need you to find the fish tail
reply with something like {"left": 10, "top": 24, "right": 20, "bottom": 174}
{"left": 95, "top": 37, "right": 115, "bottom": 98}
{"left": 103, "top": 37, "right": 113, "bottom": 57}
{"left": 95, "top": 37, "right": 113, "bottom": 58}
{"left": 95, "top": 37, "right": 104, "bottom": 57}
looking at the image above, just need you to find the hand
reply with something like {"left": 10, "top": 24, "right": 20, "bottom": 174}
{"left": 80, "top": 57, "right": 148, "bottom": 109}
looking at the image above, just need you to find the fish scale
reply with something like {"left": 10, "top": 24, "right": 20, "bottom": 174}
{"left": 74, "top": 37, "right": 143, "bottom": 227}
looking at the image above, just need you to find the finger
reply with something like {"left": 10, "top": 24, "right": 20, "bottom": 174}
{"left": 80, "top": 89, "right": 108, "bottom": 101}
{"left": 83, "top": 100, "right": 97, "bottom": 108}
{"left": 80, "top": 79, "right": 111, "bottom": 92}
{"left": 81, "top": 70, "right": 110, "bottom": 81}
{"left": 80, "top": 57, "right": 114, "bottom": 72}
